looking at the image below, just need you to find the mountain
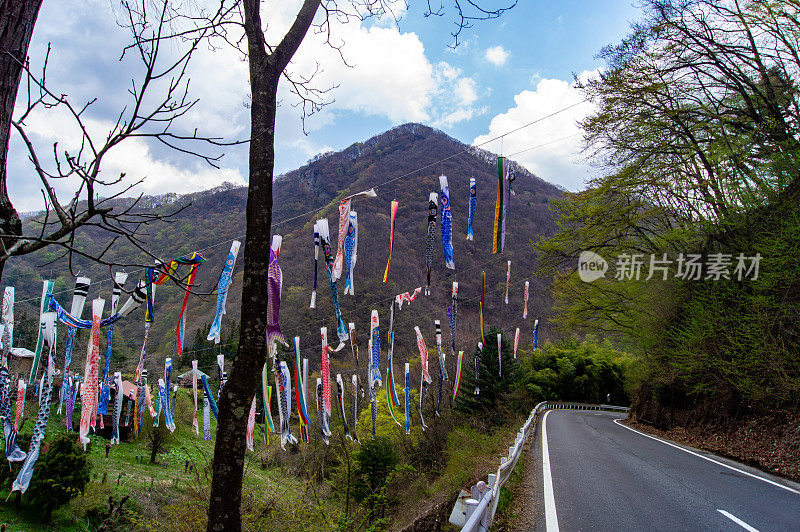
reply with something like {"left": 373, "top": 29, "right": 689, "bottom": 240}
{"left": 4, "top": 123, "right": 563, "bottom": 380}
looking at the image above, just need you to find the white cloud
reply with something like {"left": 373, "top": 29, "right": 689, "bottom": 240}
{"left": 484, "top": 46, "right": 509, "bottom": 66}
{"left": 473, "top": 70, "right": 599, "bottom": 191}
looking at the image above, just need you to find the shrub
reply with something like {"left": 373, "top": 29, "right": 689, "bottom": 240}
{"left": 27, "top": 432, "right": 91, "bottom": 522}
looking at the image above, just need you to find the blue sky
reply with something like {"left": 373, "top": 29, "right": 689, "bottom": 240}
{"left": 8, "top": 0, "right": 643, "bottom": 211}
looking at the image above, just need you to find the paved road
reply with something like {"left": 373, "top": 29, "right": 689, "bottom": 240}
{"left": 537, "top": 409, "right": 800, "bottom": 531}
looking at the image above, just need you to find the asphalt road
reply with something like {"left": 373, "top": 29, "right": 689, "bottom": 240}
{"left": 537, "top": 409, "right": 800, "bottom": 532}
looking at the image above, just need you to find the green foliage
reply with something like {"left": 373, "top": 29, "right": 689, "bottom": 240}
{"left": 352, "top": 436, "right": 399, "bottom": 502}
{"left": 27, "top": 433, "right": 91, "bottom": 522}
{"left": 518, "top": 338, "right": 631, "bottom": 405}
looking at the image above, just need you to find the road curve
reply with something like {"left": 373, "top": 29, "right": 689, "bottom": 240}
{"left": 536, "top": 409, "right": 800, "bottom": 532}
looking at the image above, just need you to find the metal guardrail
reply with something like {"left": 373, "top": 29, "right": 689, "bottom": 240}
{"left": 451, "top": 401, "right": 630, "bottom": 531}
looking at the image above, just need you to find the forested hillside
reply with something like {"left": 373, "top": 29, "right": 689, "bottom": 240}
{"left": 5, "top": 123, "right": 562, "bottom": 380}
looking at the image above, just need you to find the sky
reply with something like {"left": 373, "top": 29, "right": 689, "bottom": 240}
{"left": 8, "top": 0, "right": 644, "bottom": 212}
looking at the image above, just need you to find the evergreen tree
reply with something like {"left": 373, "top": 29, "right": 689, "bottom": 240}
{"left": 27, "top": 433, "right": 91, "bottom": 522}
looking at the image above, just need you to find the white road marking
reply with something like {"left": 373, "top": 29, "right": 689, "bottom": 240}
{"left": 717, "top": 509, "right": 760, "bottom": 531}
{"left": 542, "top": 410, "right": 560, "bottom": 532}
{"left": 613, "top": 419, "right": 800, "bottom": 495}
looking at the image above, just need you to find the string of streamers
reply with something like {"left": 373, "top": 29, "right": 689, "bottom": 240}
{"left": 99, "top": 273, "right": 127, "bottom": 417}
{"left": 467, "top": 177, "right": 476, "bottom": 241}
{"left": 12, "top": 313, "right": 56, "bottom": 494}
{"left": 424, "top": 193, "right": 437, "bottom": 295}
{"left": 404, "top": 363, "right": 411, "bottom": 435}
{"left": 276, "top": 361, "right": 297, "bottom": 449}
{"left": 523, "top": 281, "right": 529, "bottom": 319}
{"left": 267, "top": 236, "right": 288, "bottom": 347}
{"left": 383, "top": 200, "right": 399, "bottom": 283}
{"left": 452, "top": 351, "right": 464, "bottom": 401}
{"left": 79, "top": 299, "right": 105, "bottom": 447}
{"left": 336, "top": 374, "right": 352, "bottom": 439}
{"left": 440, "top": 175, "right": 455, "bottom": 269}
{"left": 505, "top": 261, "right": 511, "bottom": 304}
{"left": 343, "top": 211, "right": 358, "bottom": 295}
{"left": 207, "top": 240, "right": 241, "bottom": 343}
{"left": 493, "top": 157, "right": 508, "bottom": 254}
{"left": 332, "top": 188, "right": 377, "bottom": 281}
{"left": 316, "top": 220, "right": 349, "bottom": 349}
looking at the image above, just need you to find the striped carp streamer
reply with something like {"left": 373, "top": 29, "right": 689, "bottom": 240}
{"left": 80, "top": 299, "right": 105, "bottom": 447}
{"left": 61, "top": 277, "right": 89, "bottom": 415}
{"left": 493, "top": 156, "right": 509, "bottom": 254}
{"left": 404, "top": 363, "right": 411, "bottom": 434}
{"left": 343, "top": 211, "right": 358, "bottom": 295}
{"left": 13, "top": 379, "right": 24, "bottom": 432}
{"left": 447, "top": 282, "right": 458, "bottom": 358}
{"left": 480, "top": 272, "right": 486, "bottom": 345}
{"left": 351, "top": 374, "right": 360, "bottom": 443}
{"left": 435, "top": 320, "right": 447, "bottom": 417}
{"left": 99, "top": 272, "right": 127, "bottom": 417}
{"left": 383, "top": 200, "right": 399, "bottom": 283}
{"left": 191, "top": 360, "right": 199, "bottom": 435}
{"left": 424, "top": 192, "right": 437, "bottom": 295}
{"left": 369, "top": 311, "right": 382, "bottom": 387}
{"left": 293, "top": 337, "right": 311, "bottom": 430}
{"left": 0, "top": 365, "right": 25, "bottom": 462}
{"left": 208, "top": 240, "right": 241, "bottom": 343}
{"left": 514, "top": 328, "right": 520, "bottom": 359}
{"left": 523, "top": 280, "right": 529, "bottom": 319}
{"left": 276, "top": 361, "right": 297, "bottom": 449}
{"left": 452, "top": 351, "right": 464, "bottom": 401}
{"left": 316, "top": 379, "right": 330, "bottom": 445}
{"left": 386, "top": 301, "right": 400, "bottom": 407}
{"left": 467, "top": 177, "right": 476, "bottom": 241}
{"left": 162, "top": 358, "right": 176, "bottom": 432}
{"left": 534, "top": 319, "right": 539, "bottom": 350}
{"left": 320, "top": 328, "right": 333, "bottom": 440}
{"left": 439, "top": 175, "right": 455, "bottom": 269}
{"left": 310, "top": 227, "right": 320, "bottom": 308}
{"left": 13, "top": 312, "right": 56, "bottom": 494}
{"left": 30, "top": 280, "right": 54, "bottom": 382}
{"left": 505, "top": 261, "right": 511, "bottom": 304}
{"left": 217, "top": 354, "right": 225, "bottom": 386}
{"left": 474, "top": 342, "right": 483, "bottom": 395}
{"left": 333, "top": 188, "right": 377, "bottom": 281}
{"left": 111, "top": 372, "right": 123, "bottom": 444}
{"left": 497, "top": 333, "right": 503, "bottom": 378}
{"left": 316, "top": 219, "right": 349, "bottom": 349}
{"left": 336, "top": 374, "right": 352, "bottom": 439}
{"left": 385, "top": 368, "right": 401, "bottom": 426}
{"left": 246, "top": 396, "right": 257, "bottom": 452}
{"left": 262, "top": 364, "right": 275, "bottom": 444}
{"left": 395, "top": 287, "right": 421, "bottom": 309}
{"left": 267, "top": 235, "right": 288, "bottom": 347}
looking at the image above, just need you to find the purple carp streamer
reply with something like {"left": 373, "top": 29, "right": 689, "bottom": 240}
{"left": 425, "top": 193, "right": 438, "bottom": 295}
{"left": 439, "top": 175, "right": 455, "bottom": 269}
{"left": 310, "top": 228, "right": 320, "bottom": 308}
{"left": 316, "top": 379, "right": 330, "bottom": 445}
{"left": 276, "top": 361, "right": 297, "bottom": 449}
{"left": 99, "top": 272, "right": 127, "bottom": 417}
{"left": 474, "top": 342, "right": 483, "bottom": 396}
{"left": 351, "top": 374, "right": 360, "bottom": 443}
{"left": 369, "top": 311, "right": 382, "bottom": 387}
{"left": 467, "top": 177, "right": 476, "bottom": 241}
{"left": 316, "top": 219, "right": 349, "bottom": 349}
{"left": 208, "top": 240, "right": 240, "bottom": 343}
{"left": 343, "top": 211, "right": 358, "bottom": 295}
{"left": 452, "top": 351, "right": 464, "bottom": 402}
{"left": 505, "top": 261, "right": 511, "bottom": 304}
{"left": 266, "top": 235, "right": 288, "bottom": 347}
{"left": 111, "top": 372, "right": 123, "bottom": 444}
{"left": 13, "top": 313, "right": 56, "bottom": 494}
{"left": 404, "top": 363, "right": 411, "bottom": 435}
{"left": 333, "top": 188, "right": 377, "bottom": 281}
{"left": 203, "top": 397, "right": 211, "bottom": 441}
{"left": 336, "top": 374, "right": 352, "bottom": 439}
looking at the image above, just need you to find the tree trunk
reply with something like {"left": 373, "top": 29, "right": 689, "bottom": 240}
{"left": 0, "top": 1, "right": 43, "bottom": 281}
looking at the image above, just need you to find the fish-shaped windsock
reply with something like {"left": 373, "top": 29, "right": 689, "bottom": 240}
{"left": 383, "top": 200, "right": 399, "bottom": 283}
{"left": 266, "top": 235, "right": 288, "bottom": 347}
{"left": 497, "top": 333, "right": 503, "bottom": 378}
{"left": 111, "top": 372, "right": 123, "bottom": 444}
{"left": 203, "top": 397, "right": 211, "bottom": 441}
{"left": 453, "top": 351, "right": 464, "bottom": 402}
{"left": 440, "top": 175, "right": 455, "bottom": 269}
{"left": 348, "top": 322, "right": 360, "bottom": 368}
{"left": 493, "top": 156, "right": 508, "bottom": 254}
{"left": 310, "top": 227, "right": 320, "bottom": 309}
{"left": 404, "top": 363, "right": 411, "bottom": 435}
{"left": 419, "top": 373, "right": 428, "bottom": 432}
{"left": 474, "top": 342, "right": 483, "bottom": 395}
{"left": 262, "top": 363, "right": 275, "bottom": 443}
{"left": 534, "top": 319, "right": 539, "bottom": 349}
{"left": 523, "top": 280, "right": 529, "bottom": 319}
{"left": 332, "top": 188, "right": 377, "bottom": 281}
{"left": 514, "top": 328, "right": 520, "bottom": 359}
{"left": 317, "top": 219, "right": 349, "bottom": 349}
{"left": 425, "top": 193, "right": 437, "bottom": 295}
{"left": 336, "top": 374, "right": 351, "bottom": 439}
{"left": 293, "top": 337, "right": 310, "bottom": 427}
{"left": 316, "top": 378, "right": 330, "bottom": 445}
{"left": 343, "top": 211, "right": 358, "bottom": 295}
{"left": 369, "top": 311, "right": 381, "bottom": 387}
{"left": 351, "top": 374, "right": 360, "bottom": 443}
{"left": 99, "top": 272, "right": 127, "bottom": 417}
{"left": 448, "top": 282, "right": 458, "bottom": 357}
{"left": 163, "top": 357, "right": 176, "bottom": 433}
{"left": 435, "top": 320, "right": 448, "bottom": 381}
{"left": 208, "top": 241, "right": 240, "bottom": 343}
{"left": 467, "top": 177, "right": 476, "bottom": 240}
{"left": 395, "top": 288, "right": 421, "bottom": 309}
{"left": 276, "top": 361, "right": 297, "bottom": 449}
{"left": 0, "top": 365, "right": 25, "bottom": 462}
{"left": 505, "top": 261, "right": 511, "bottom": 304}
{"left": 321, "top": 328, "right": 332, "bottom": 424}
{"left": 246, "top": 396, "right": 257, "bottom": 452}
{"left": 80, "top": 299, "right": 105, "bottom": 447}
{"left": 414, "top": 326, "right": 432, "bottom": 384}
{"left": 385, "top": 368, "right": 401, "bottom": 426}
